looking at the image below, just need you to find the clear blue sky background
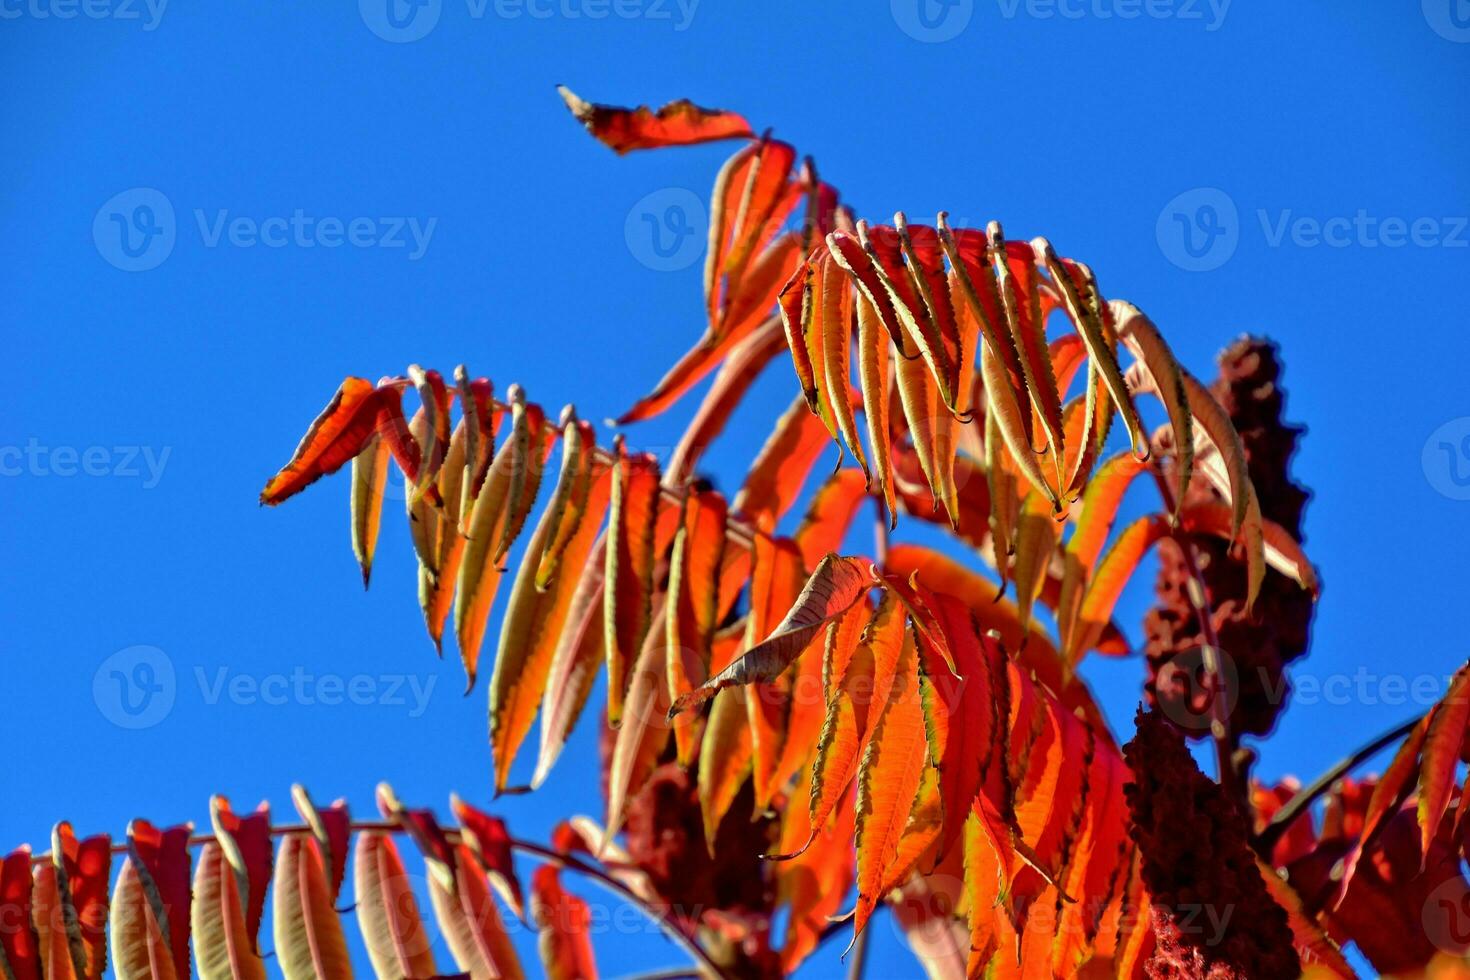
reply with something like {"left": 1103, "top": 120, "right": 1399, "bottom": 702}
{"left": 3, "top": 2, "right": 1468, "bottom": 975}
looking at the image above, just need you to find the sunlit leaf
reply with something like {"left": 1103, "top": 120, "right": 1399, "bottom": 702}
{"left": 558, "top": 85, "right": 752, "bottom": 154}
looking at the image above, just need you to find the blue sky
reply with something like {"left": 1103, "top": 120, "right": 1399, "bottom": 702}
{"left": 3, "top": 1, "right": 1468, "bottom": 975}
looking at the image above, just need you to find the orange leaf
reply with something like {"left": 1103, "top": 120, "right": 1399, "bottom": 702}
{"left": 994, "top": 229, "right": 1065, "bottom": 469}
{"left": 1114, "top": 302, "right": 1195, "bottom": 517}
{"left": 732, "top": 393, "right": 833, "bottom": 523}
{"left": 1038, "top": 242, "right": 1149, "bottom": 462}
{"left": 1420, "top": 665, "right": 1470, "bottom": 860}
{"left": 882, "top": 544, "right": 1061, "bottom": 689}
{"left": 531, "top": 865, "right": 598, "bottom": 980}
{"left": 1333, "top": 716, "right": 1430, "bottom": 907}
{"left": 110, "top": 821, "right": 191, "bottom": 980}
{"left": 605, "top": 598, "right": 675, "bottom": 842}
{"left": 850, "top": 634, "right": 929, "bottom": 945}
{"left": 664, "top": 315, "right": 786, "bottom": 481}
{"left": 795, "top": 592, "right": 906, "bottom": 858}
{"left": 450, "top": 797, "right": 525, "bottom": 922}
{"left": 32, "top": 863, "right": 77, "bottom": 980}
{"left": 532, "top": 545, "right": 608, "bottom": 788}
{"left": 793, "top": 468, "right": 868, "bottom": 569}
{"left": 491, "top": 457, "right": 613, "bottom": 793}
{"left": 207, "top": 796, "right": 272, "bottom": 958}
{"left": 454, "top": 396, "right": 529, "bottom": 690}
{"left": 51, "top": 823, "right": 110, "bottom": 980}
{"left": 671, "top": 554, "right": 874, "bottom": 715}
{"left": 604, "top": 442, "right": 662, "bottom": 727}
{"left": 288, "top": 785, "right": 350, "bottom": 904}
{"left": 349, "top": 435, "right": 391, "bottom": 588}
{"left": 260, "top": 377, "right": 407, "bottom": 505}
{"left": 558, "top": 85, "right": 752, "bottom": 154}
{"left": 856, "top": 292, "right": 898, "bottom": 524}
{"left": 430, "top": 843, "right": 524, "bottom": 980}
{"left": 272, "top": 834, "right": 351, "bottom": 980}
{"left": 698, "top": 680, "right": 753, "bottom": 850}
{"left": 1179, "top": 500, "right": 1315, "bottom": 595}
{"left": 353, "top": 832, "right": 438, "bottom": 979}
{"left": 1068, "top": 514, "right": 1171, "bottom": 663}
{"left": 1, "top": 848, "right": 39, "bottom": 980}
{"left": 776, "top": 769, "right": 856, "bottom": 973}
{"left": 191, "top": 842, "right": 267, "bottom": 980}
{"left": 667, "top": 489, "right": 728, "bottom": 764}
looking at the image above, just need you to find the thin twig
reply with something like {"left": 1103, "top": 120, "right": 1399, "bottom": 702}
{"left": 1149, "top": 465, "right": 1244, "bottom": 809}
{"left": 846, "top": 921, "right": 872, "bottom": 980}
{"left": 1255, "top": 714, "right": 1422, "bottom": 855}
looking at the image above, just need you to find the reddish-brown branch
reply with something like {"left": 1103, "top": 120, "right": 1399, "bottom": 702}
{"left": 1148, "top": 461, "right": 1246, "bottom": 810}
{"left": 30, "top": 816, "right": 733, "bottom": 980}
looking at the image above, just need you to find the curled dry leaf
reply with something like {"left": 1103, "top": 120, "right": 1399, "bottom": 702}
{"left": 670, "top": 554, "right": 875, "bottom": 716}
{"left": 557, "top": 84, "right": 752, "bottom": 154}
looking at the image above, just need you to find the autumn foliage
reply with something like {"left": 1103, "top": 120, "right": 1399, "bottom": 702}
{"left": 11, "top": 89, "right": 1470, "bottom": 979}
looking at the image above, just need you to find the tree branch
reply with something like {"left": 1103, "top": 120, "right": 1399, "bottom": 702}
{"left": 33, "top": 816, "right": 734, "bottom": 980}
{"left": 1255, "top": 714, "right": 1422, "bottom": 855}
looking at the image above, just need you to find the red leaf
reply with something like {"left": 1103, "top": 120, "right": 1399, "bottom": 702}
{"left": 531, "top": 865, "right": 598, "bottom": 980}
{"left": 289, "top": 785, "right": 351, "bottom": 903}
{"left": 209, "top": 796, "right": 273, "bottom": 955}
{"left": 451, "top": 796, "right": 525, "bottom": 922}
{"left": 122, "top": 820, "right": 193, "bottom": 980}
{"left": 259, "top": 377, "right": 408, "bottom": 505}
{"left": 558, "top": 85, "right": 752, "bottom": 154}
{"left": 1, "top": 847, "right": 40, "bottom": 980}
